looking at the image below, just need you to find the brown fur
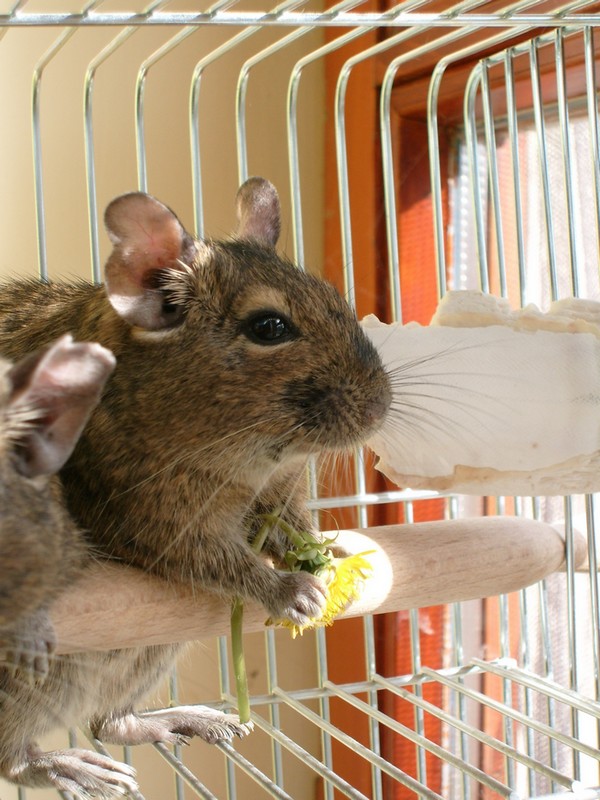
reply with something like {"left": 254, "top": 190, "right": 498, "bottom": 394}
{"left": 0, "top": 178, "right": 391, "bottom": 798}
{"left": 0, "top": 338, "right": 114, "bottom": 677}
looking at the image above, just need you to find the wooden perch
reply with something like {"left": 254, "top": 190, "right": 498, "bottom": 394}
{"left": 53, "top": 516, "right": 585, "bottom": 654}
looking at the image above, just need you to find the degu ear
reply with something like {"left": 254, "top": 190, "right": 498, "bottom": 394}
{"left": 7, "top": 335, "right": 116, "bottom": 479}
{"left": 104, "top": 192, "right": 197, "bottom": 330}
{"left": 235, "top": 177, "right": 281, "bottom": 247}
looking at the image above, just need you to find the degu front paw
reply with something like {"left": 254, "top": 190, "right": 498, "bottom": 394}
{"left": 270, "top": 570, "right": 327, "bottom": 627}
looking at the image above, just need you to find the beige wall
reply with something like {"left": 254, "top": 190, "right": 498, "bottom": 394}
{"left": 0, "top": 2, "right": 326, "bottom": 798}
{"left": 0, "top": 0, "right": 325, "bottom": 280}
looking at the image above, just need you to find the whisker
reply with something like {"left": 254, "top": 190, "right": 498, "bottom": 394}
{"left": 387, "top": 386, "right": 514, "bottom": 431}
{"left": 378, "top": 331, "right": 516, "bottom": 377}
{"left": 139, "top": 414, "right": 322, "bottom": 576}
{"left": 106, "top": 418, "right": 270, "bottom": 502}
{"left": 388, "top": 398, "right": 480, "bottom": 440}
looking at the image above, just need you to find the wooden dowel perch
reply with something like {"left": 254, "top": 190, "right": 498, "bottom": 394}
{"left": 53, "top": 516, "right": 585, "bottom": 654}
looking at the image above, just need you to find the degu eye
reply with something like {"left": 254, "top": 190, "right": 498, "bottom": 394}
{"left": 243, "top": 311, "right": 297, "bottom": 345}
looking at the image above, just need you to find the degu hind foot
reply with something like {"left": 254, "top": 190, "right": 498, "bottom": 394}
{"left": 91, "top": 705, "right": 254, "bottom": 747}
{"left": 4, "top": 745, "right": 138, "bottom": 799}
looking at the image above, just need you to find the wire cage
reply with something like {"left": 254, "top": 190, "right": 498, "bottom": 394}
{"left": 0, "top": 2, "right": 600, "bottom": 799}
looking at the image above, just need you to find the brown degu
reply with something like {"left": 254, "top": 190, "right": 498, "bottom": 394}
{"left": 0, "top": 335, "right": 114, "bottom": 676}
{"left": 0, "top": 177, "right": 391, "bottom": 798}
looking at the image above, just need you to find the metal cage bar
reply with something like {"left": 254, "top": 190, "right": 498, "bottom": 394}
{"left": 2, "top": 4, "right": 600, "bottom": 800}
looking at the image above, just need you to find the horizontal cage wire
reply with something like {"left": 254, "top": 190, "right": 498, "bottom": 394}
{"left": 0, "top": 2, "right": 600, "bottom": 800}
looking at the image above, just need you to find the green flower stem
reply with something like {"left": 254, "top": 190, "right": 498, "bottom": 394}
{"left": 259, "top": 512, "right": 307, "bottom": 549}
{"left": 230, "top": 596, "right": 250, "bottom": 724}
{"left": 231, "top": 513, "right": 338, "bottom": 722}
{"left": 230, "top": 516, "right": 274, "bottom": 725}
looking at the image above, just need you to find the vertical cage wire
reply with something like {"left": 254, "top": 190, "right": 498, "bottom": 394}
{"left": 3, "top": 5, "right": 600, "bottom": 800}
{"left": 584, "top": 26, "right": 600, "bottom": 270}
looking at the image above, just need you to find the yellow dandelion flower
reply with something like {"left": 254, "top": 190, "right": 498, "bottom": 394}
{"left": 268, "top": 551, "right": 375, "bottom": 638}
{"left": 231, "top": 512, "right": 374, "bottom": 724}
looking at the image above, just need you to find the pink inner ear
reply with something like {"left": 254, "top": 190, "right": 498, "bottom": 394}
{"left": 107, "top": 193, "right": 185, "bottom": 271}
{"left": 235, "top": 177, "right": 281, "bottom": 247}
{"left": 8, "top": 336, "right": 116, "bottom": 478}
{"left": 104, "top": 192, "right": 192, "bottom": 330}
{"left": 126, "top": 212, "right": 185, "bottom": 273}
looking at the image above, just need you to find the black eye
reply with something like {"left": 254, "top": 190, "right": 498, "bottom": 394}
{"left": 244, "top": 312, "right": 296, "bottom": 345}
